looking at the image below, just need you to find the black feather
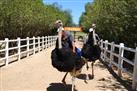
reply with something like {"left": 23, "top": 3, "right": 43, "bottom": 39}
{"left": 51, "top": 47, "right": 84, "bottom": 72}
{"left": 81, "top": 31, "right": 101, "bottom": 62}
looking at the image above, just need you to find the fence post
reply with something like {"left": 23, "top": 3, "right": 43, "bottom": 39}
{"left": 100, "top": 40, "right": 103, "bottom": 60}
{"left": 17, "top": 37, "right": 21, "bottom": 61}
{"left": 104, "top": 40, "right": 108, "bottom": 62}
{"left": 52, "top": 36, "right": 55, "bottom": 46}
{"left": 5, "top": 38, "right": 9, "bottom": 66}
{"left": 53, "top": 36, "right": 56, "bottom": 45}
{"left": 44, "top": 36, "right": 46, "bottom": 49}
{"left": 118, "top": 43, "right": 124, "bottom": 77}
{"left": 42, "top": 36, "right": 44, "bottom": 50}
{"left": 53, "top": 36, "right": 55, "bottom": 46}
{"left": 43, "top": 36, "right": 45, "bottom": 49}
{"left": 38, "top": 37, "right": 40, "bottom": 52}
{"left": 109, "top": 42, "right": 114, "bottom": 67}
{"left": 49, "top": 36, "right": 51, "bottom": 47}
{"left": 45, "top": 36, "right": 47, "bottom": 49}
{"left": 54, "top": 36, "right": 56, "bottom": 45}
{"left": 132, "top": 47, "right": 137, "bottom": 90}
{"left": 50, "top": 36, "right": 51, "bottom": 47}
{"left": 52, "top": 36, "right": 54, "bottom": 46}
{"left": 47, "top": 36, "right": 49, "bottom": 48}
{"left": 27, "top": 37, "right": 29, "bottom": 57}
{"left": 51, "top": 36, "right": 53, "bottom": 46}
{"left": 33, "top": 36, "right": 35, "bottom": 54}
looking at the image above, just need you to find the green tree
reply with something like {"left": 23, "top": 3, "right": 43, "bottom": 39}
{"left": 79, "top": 0, "right": 137, "bottom": 48}
{"left": 0, "top": 0, "right": 73, "bottom": 39}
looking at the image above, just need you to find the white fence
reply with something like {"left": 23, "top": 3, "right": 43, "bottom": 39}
{"left": 0, "top": 36, "right": 58, "bottom": 67}
{"left": 100, "top": 40, "right": 137, "bottom": 90}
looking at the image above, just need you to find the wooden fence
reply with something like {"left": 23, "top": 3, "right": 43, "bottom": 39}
{"left": 100, "top": 40, "right": 137, "bottom": 90}
{"left": 0, "top": 36, "right": 58, "bottom": 67}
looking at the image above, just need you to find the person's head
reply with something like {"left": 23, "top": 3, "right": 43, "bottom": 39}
{"left": 62, "top": 30, "right": 70, "bottom": 40}
{"left": 62, "top": 30, "right": 66, "bottom": 38}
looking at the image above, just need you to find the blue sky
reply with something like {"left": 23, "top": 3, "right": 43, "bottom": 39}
{"left": 43, "top": 0, "right": 93, "bottom": 24}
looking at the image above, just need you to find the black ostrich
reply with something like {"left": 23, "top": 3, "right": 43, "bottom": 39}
{"left": 51, "top": 47, "right": 84, "bottom": 83}
{"left": 81, "top": 27, "right": 101, "bottom": 78}
{"left": 51, "top": 20, "right": 85, "bottom": 90}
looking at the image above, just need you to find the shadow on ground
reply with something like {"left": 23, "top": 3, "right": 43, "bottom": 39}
{"left": 94, "top": 60, "right": 106, "bottom": 70}
{"left": 97, "top": 77, "right": 127, "bottom": 91}
{"left": 47, "top": 83, "right": 77, "bottom": 91}
{"left": 97, "top": 60, "right": 135, "bottom": 91}
{"left": 77, "top": 73, "right": 94, "bottom": 80}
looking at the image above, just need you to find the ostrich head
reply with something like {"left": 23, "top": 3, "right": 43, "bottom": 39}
{"left": 54, "top": 20, "right": 63, "bottom": 29}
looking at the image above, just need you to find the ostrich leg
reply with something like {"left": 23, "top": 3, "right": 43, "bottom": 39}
{"left": 85, "top": 61, "right": 89, "bottom": 82}
{"left": 91, "top": 62, "right": 94, "bottom": 77}
{"left": 86, "top": 62, "right": 89, "bottom": 70}
{"left": 71, "top": 76, "right": 75, "bottom": 91}
{"left": 62, "top": 72, "right": 68, "bottom": 85}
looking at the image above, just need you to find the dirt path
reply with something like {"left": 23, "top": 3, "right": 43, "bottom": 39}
{"left": 0, "top": 43, "right": 129, "bottom": 91}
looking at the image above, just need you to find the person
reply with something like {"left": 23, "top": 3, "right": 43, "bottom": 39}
{"left": 56, "top": 29, "right": 75, "bottom": 52}
{"left": 55, "top": 20, "right": 81, "bottom": 57}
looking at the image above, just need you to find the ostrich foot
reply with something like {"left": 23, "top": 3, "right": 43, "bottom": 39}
{"left": 88, "top": 74, "right": 94, "bottom": 79}
{"left": 84, "top": 79, "right": 88, "bottom": 84}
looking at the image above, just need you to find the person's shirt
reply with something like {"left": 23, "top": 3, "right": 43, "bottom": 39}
{"left": 56, "top": 31, "right": 74, "bottom": 49}
{"left": 64, "top": 31, "right": 74, "bottom": 42}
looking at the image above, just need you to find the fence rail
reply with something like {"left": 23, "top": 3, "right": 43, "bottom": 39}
{"left": 100, "top": 40, "right": 137, "bottom": 90}
{"left": 0, "top": 36, "right": 58, "bottom": 67}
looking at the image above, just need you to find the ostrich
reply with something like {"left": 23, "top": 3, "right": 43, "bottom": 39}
{"left": 81, "top": 24, "right": 101, "bottom": 79}
{"left": 51, "top": 20, "right": 84, "bottom": 91}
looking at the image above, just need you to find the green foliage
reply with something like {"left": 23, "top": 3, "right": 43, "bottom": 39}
{"left": 79, "top": 0, "right": 137, "bottom": 48}
{"left": 0, "top": 0, "right": 73, "bottom": 39}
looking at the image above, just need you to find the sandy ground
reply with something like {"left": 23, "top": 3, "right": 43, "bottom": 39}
{"left": 0, "top": 42, "right": 131, "bottom": 91}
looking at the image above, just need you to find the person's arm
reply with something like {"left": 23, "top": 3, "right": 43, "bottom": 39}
{"left": 72, "top": 41, "right": 76, "bottom": 53}
{"left": 69, "top": 34, "right": 76, "bottom": 53}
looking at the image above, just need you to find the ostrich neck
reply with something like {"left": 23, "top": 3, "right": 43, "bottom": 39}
{"left": 93, "top": 30, "right": 97, "bottom": 45}
{"left": 58, "top": 27, "right": 63, "bottom": 49}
